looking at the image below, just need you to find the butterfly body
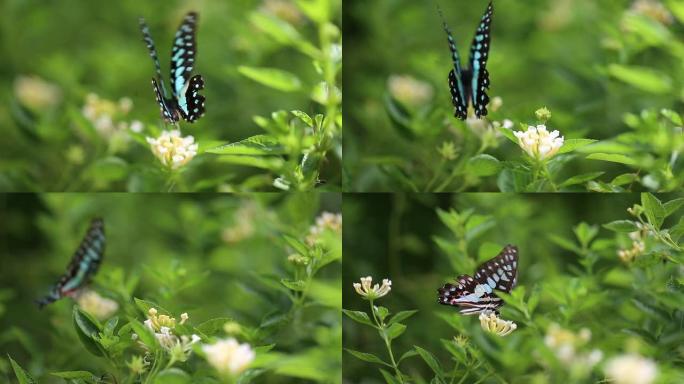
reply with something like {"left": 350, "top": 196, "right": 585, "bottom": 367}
{"left": 36, "top": 218, "right": 105, "bottom": 308}
{"left": 437, "top": 244, "right": 518, "bottom": 315}
{"left": 441, "top": 1, "right": 493, "bottom": 120}
{"left": 140, "top": 12, "right": 205, "bottom": 124}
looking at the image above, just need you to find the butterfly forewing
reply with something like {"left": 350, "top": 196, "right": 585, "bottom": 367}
{"left": 437, "top": 244, "right": 518, "bottom": 315}
{"left": 37, "top": 218, "right": 106, "bottom": 308}
{"left": 170, "top": 12, "right": 199, "bottom": 99}
{"left": 468, "top": 2, "right": 493, "bottom": 118}
{"left": 442, "top": 19, "right": 468, "bottom": 120}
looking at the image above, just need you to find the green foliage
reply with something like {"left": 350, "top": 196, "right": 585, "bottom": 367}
{"left": 344, "top": 0, "right": 684, "bottom": 192}
{"left": 0, "top": 0, "right": 341, "bottom": 192}
{"left": 0, "top": 193, "right": 341, "bottom": 383}
{"left": 343, "top": 193, "right": 684, "bottom": 383}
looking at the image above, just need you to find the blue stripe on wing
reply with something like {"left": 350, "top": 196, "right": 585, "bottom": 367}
{"left": 177, "top": 74, "right": 205, "bottom": 123}
{"left": 170, "top": 12, "right": 198, "bottom": 99}
{"left": 468, "top": 1, "right": 493, "bottom": 118}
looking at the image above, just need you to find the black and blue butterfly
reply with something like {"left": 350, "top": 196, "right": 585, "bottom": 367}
{"left": 440, "top": 1, "right": 493, "bottom": 120}
{"left": 139, "top": 12, "right": 205, "bottom": 124}
{"left": 437, "top": 244, "right": 518, "bottom": 315}
{"left": 36, "top": 218, "right": 106, "bottom": 308}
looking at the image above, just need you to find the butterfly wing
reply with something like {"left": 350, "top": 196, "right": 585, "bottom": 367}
{"left": 468, "top": 1, "right": 493, "bottom": 118}
{"left": 170, "top": 12, "right": 199, "bottom": 100}
{"left": 37, "top": 218, "right": 106, "bottom": 308}
{"left": 442, "top": 18, "right": 469, "bottom": 120}
{"left": 152, "top": 78, "right": 180, "bottom": 123}
{"left": 437, "top": 244, "right": 518, "bottom": 315}
{"left": 177, "top": 74, "right": 206, "bottom": 123}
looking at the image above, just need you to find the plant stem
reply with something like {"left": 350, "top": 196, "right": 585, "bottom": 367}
{"left": 369, "top": 300, "right": 404, "bottom": 383}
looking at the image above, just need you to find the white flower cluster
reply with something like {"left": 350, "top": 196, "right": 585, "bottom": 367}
{"left": 618, "top": 222, "right": 651, "bottom": 262}
{"left": 604, "top": 353, "right": 657, "bottom": 384}
{"left": 202, "top": 338, "right": 255, "bottom": 377}
{"left": 146, "top": 130, "right": 198, "bottom": 170}
{"left": 14, "top": 75, "right": 62, "bottom": 111}
{"left": 513, "top": 124, "right": 564, "bottom": 160}
{"left": 76, "top": 289, "right": 119, "bottom": 320}
{"left": 306, "top": 211, "right": 342, "bottom": 246}
{"left": 388, "top": 74, "right": 434, "bottom": 108}
{"left": 81, "top": 93, "right": 142, "bottom": 139}
{"left": 135, "top": 308, "right": 200, "bottom": 362}
{"left": 479, "top": 311, "right": 517, "bottom": 336}
{"left": 544, "top": 324, "right": 602, "bottom": 372}
{"left": 353, "top": 276, "right": 392, "bottom": 300}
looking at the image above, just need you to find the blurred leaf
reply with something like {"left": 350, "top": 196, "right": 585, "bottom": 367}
{"left": 345, "top": 349, "right": 390, "bottom": 366}
{"left": 573, "top": 222, "right": 598, "bottom": 248}
{"left": 414, "top": 346, "right": 443, "bottom": 379}
{"left": 206, "top": 135, "right": 286, "bottom": 155}
{"left": 8, "top": 355, "right": 35, "bottom": 384}
{"left": 379, "top": 369, "right": 401, "bottom": 384}
{"left": 558, "top": 139, "right": 598, "bottom": 154}
{"left": 342, "top": 309, "right": 374, "bottom": 327}
{"left": 611, "top": 173, "right": 639, "bottom": 186}
{"left": 153, "top": 368, "right": 191, "bottom": 384}
{"left": 663, "top": 198, "right": 684, "bottom": 218}
{"left": 291, "top": 110, "right": 314, "bottom": 127}
{"left": 497, "top": 126, "right": 518, "bottom": 144}
{"left": 560, "top": 172, "right": 604, "bottom": 188}
{"left": 50, "top": 371, "right": 94, "bottom": 379}
{"left": 73, "top": 306, "right": 104, "bottom": 357}
{"left": 88, "top": 156, "right": 128, "bottom": 182}
{"left": 308, "top": 279, "right": 341, "bottom": 308}
{"left": 660, "top": 109, "right": 683, "bottom": 125}
{"left": 196, "top": 318, "right": 233, "bottom": 337}
{"left": 283, "top": 235, "right": 308, "bottom": 256}
{"left": 548, "top": 233, "right": 580, "bottom": 254}
{"left": 388, "top": 310, "right": 418, "bottom": 326}
{"left": 603, "top": 220, "right": 640, "bottom": 233}
{"left": 383, "top": 94, "right": 413, "bottom": 140}
{"left": 280, "top": 279, "right": 306, "bottom": 291}
{"left": 466, "top": 154, "right": 501, "bottom": 177}
{"left": 586, "top": 153, "right": 637, "bottom": 166}
{"left": 249, "top": 12, "right": 301, "bottom": 44}
{"left": 238, "top": 66, "right": 302, "bottom": 92}
{"left": 133, "top": 298, "right": 170, "bottom": 316}
{"left": 607, "top": 64, "right": 672, "bottom": 94}
{"left": 642, "top": 193, "right": 665, "bottom": 230}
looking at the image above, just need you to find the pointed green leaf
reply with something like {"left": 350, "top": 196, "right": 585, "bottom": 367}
{"left": 238, "top": 66, "right": 302, "bottom": 92}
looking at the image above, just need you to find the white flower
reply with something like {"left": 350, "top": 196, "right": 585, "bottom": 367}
{"left": 479, "top": 311, "right": 517, "bottom": 336}
{"left": 146, "top": 130, "right": 198, "bottom": 169}
{"left": 136, "top": 308, "right": 199, "bottom": 361}
{"left": 202, "top": 338, "right": 255, "bottom": 377}
{"left": 388, "top": 74, "right": 433, "bottom": 108}
{"left": 306, "top": 211, "right": 342, "bottom": 246}
{"left": 502, "top": 119, "right": 514, "bottom": 129}
{"left": 14, "top": 75, "right": 62, "bottom": 110}
{"left": 130, "top": 120, "right": 144, "bottom": 133}
{"left": 75, "top": 290, "right": 118, "bottom": 320}
{"left": 353, "top": 276, "right": 392, "bottom": 300}
{"left": 605, "top": 354, "right": 657, "bottom": 384}
{"left": 513, "top": 124, "right": 564, "bottom": 160}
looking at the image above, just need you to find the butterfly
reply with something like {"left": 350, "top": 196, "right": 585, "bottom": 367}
{"left": 36, "top": 218, "right": 106, "bottom": 309}
{"left": 440, "top": 1, "right": 493, "bottom": 120}
{"left": 437, "top": 244, "right": 518, "bottom": 315}
{"left": 139, "top": 11, "right": 205, "bottom": 124}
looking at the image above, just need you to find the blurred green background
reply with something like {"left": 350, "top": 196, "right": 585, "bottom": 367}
{"left": 343, "top": 193, "right": 684, "bottom": 382}
{"left": 0, "top": 0, "right": 342, "bottom": 191}
{"left": 343, "top": 0, "right": 684, "bottom": 191}
{"left": 0, "top": 192, "right": 341, "bottom": 382}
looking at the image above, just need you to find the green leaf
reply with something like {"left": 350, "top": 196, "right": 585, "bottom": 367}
{"left": 72, "top": 306, "right": 104, "bottom": 357}
{"left": 398, "top": 349, "right": 419, "bottom": 363}
{"left": 342, "top": 309, "right": 374, "bottom": 327}
{"left": 560, "top": 172, "right": 604, "bottom": 188}
{"left": 8, "top": 355, "right": 36, "bottom": 384}
{"left": 379, "top": 369, "right": 402, "bottom": 384}
{"left": 153, "top": 368, "right": 191, "bottom": 384}
{"left": 50, "top": 371, "right": 94, "bottom": 379}
{"left": 283, "top": 235, "right": 308, "bottom": 256}
{"left": 642, "top": 193, "right": 665, "bottom": 230}
{"left": 280, "top": 279, "right": 306, "bottom": 291}
{"left": 374, "top": 306, "right": 389, "bottom": 322}
{"left": 238, "top": 66, "right": 302, "bottom": 92}
{"left": 547, "top": 233, "right": 581, "bottom": 254}
{"left": 249, "top": 12, "right": 301, "bottom": 44}
{"left": 603, "top": 220, "right": 640, "bottom": 233}
{"left": 497, "top": 125, "right": 518, "bottom": 144}
{"left": 308, "top": 279, "right": 341, "bottom": 308}
{"left": 291, "top": 110, "right": 314, "bottom": 127}
{"left": 344, "top": 349, "right": 390, "bottom": 366}
{"left": 88, "top": 156, "right": 128, "bottom": 182}
{"left": 607, "top": 64, "right": 672, "bottom": 94}
{"left": 663, "top": 198, "right": 684, "bottom": 218}
{"left": 133, "top": 298, "right": 170, "bottom": 316}
{"left": 660, "top": 108, "right": 683, "bottom": 125}
{"left": 611, "top": 173, "right": 639, "bottom": 186}
{"left": 466, "top": 154, "right": 501, "bottom": 176}
{"left": 388, "top": 310, "right": 418, "bottom": 325}
{"left": 128, "top": 317, "right": 159, "bottom": 350}
{"left": 386, "top": 323, "right": 406, "bottom": 340}
{"left": 573, "top": 222, "right": 598, "bottom": 248}
{"left": 196, "top": 317, "right": 232, "bottom": 336}
{"left": 586, "top": 153, "right": 637, "bottom": 166}
{"left": 414, "top": 346, "right": 443, "bottom": 378}
{"left": 557, "top": 139, "right": 598, "bottom": 154}
{"left": 205, "top": 135, "right": 286, "bottom": 155}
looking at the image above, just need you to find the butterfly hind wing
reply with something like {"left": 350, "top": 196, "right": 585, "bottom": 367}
{"left": 36, "top": 218, "right": 106, "bottom": 309}
{"left": 170, "top": 12, "right": 199, "bottom": 99}
{"left": 468, "top": 1, "right": 493, "bottom": 118}
{"left": 178, "top": 74, "right": 205, "bottom": 123}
